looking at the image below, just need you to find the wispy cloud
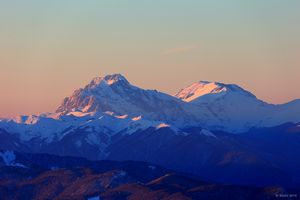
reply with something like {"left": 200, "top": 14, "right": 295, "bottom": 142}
{"left": 161, "top": 45, "right": 198, "bottom": 56}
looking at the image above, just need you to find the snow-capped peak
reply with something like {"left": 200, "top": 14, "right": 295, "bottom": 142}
{"left": 87, "top": 74, "right": 129, "bottom": 88}
{"left": 175, "top": 81, "right": 255, "bottom": 103}
{"left": 55, "top": 74, "right": 133, "bottom": 114}
{"left": 54, "top": 73, "right": 199, "bottom": 127}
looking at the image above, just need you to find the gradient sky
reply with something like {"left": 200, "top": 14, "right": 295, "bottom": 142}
{"left": 0, "top": 0, "right": 299, "bottom": 117}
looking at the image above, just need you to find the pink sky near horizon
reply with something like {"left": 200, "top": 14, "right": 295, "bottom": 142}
{"left": 1, "top": 70, "right": 299, "bottom": 118}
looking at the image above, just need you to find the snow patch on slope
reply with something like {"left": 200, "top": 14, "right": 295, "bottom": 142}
{"left": 175, "top": 81, "right": 227, "bottom": 102}
{"left": 156, "top": 123, "right": 171, "bottom": 129}
{"left": 0, "top": 151, "right": 26, "bottom": 168}
{"left": 200, "top": 129, "right": 217, "bottom": 138}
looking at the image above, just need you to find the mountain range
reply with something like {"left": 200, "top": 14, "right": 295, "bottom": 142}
{"left": 1, "top": 74, "right": 300, "bottom": 189}
{"left": 1, "top": 150, "right": 289, "bottom": 200}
